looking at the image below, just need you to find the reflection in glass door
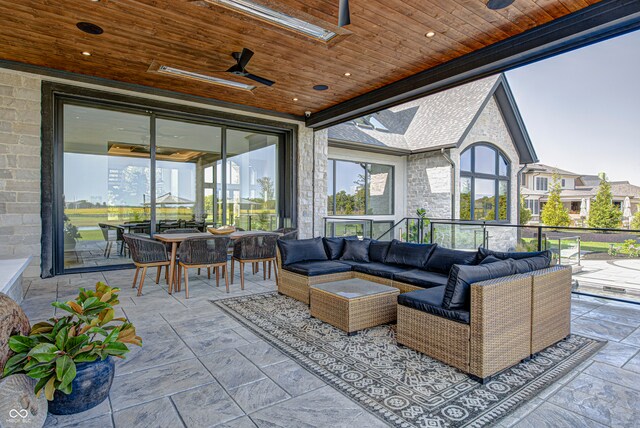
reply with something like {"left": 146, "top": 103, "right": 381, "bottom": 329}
{"left": 62, "top": 104, "right": 150, "bottom": 270}
{"left": 155, "top": 118, "right": 222, "bottom": 231}
{"left": 226, "top": 130, "right": 279, "bottom": 231}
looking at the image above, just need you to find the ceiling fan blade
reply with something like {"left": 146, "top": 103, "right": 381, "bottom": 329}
{"left": 237, "top": 48, "right": 254, "bottom": 69}
{"left": 244, "top": 73, "right": 275, "bottom": 87}
{"left": 226, "top": 64, "right": 243, "bottom": 73}
{"left": 338, "top": 0, "right": 350, "bottom": 27}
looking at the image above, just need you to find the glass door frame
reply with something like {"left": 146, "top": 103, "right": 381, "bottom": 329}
{"left": 48, "top": 87, "right": 297, "bottom": 276}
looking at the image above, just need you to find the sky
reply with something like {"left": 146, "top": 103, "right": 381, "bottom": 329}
{"left": 506, "top": 29, "right": 640, "bottom": 184}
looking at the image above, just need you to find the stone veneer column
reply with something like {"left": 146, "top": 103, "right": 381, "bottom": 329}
{"left": 0, "top": 69, "right": 42, "bottom": 278}
{"left": 312, "top": 129, "right": 328, "bottom": 238}
{"left": 296, "top": 127, "right": 328, "bottom": 239}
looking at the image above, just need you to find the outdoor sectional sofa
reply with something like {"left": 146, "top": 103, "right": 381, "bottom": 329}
{"left": 276, "top": 237, "right": 572, "bottom": 381}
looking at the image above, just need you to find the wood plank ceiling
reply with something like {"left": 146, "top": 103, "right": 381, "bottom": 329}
{"left": 0, "top": 0, "right": 601, "bottom": 118}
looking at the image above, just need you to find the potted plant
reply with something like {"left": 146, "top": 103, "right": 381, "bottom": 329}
{"left": 2, "top": 282, "right": 142, "bottom": 415}
{"left": 63, "top": 221, "right": 81, "bottom": 251}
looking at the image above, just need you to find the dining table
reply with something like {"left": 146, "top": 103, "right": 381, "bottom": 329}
{"left": 153, "top": 230, "right": 280, "bottom": 294}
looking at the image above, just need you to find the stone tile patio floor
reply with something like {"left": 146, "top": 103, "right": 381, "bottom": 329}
{"left": 18, "top": 267, "right": 640, "bottom": 428}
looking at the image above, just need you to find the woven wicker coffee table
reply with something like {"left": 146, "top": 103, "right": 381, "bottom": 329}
{"left": 310, "top": 278, "right": 400, "bottom": 335}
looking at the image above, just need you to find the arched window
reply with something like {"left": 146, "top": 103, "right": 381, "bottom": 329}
{"left": 459, "top": 144, "right": 510, "bottom": 221}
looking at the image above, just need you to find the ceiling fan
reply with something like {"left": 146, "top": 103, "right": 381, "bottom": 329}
{"left": 225, "top": 48, "right": 275, "bottom": 86}
{"left": 338, "top": 0, "right": 350, "bottom": 27}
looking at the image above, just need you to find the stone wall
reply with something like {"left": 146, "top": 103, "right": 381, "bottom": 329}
{"left": 312, "top": 129, "right": 328, "bottom": 238}
{"left": 406, "top": 151, "right": 452, "bottom": 219}
{"left": 0, "top": 69, "right": 42, "bottom": 278}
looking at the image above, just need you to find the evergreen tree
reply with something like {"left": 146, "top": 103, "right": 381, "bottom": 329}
{"left": 541, "top": 173, "right": 571, "bottom": 227}
{"left": 631, "top": 210, "right": 640, "bottom": 230}
{"left": 588, "top": 174, "right": 622, "bottom": 229}
{"left": 519, "top": 196, "right": 532, "bottom": 225}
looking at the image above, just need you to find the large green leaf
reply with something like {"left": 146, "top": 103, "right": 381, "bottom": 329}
{"left": 55, "top": 326, "right": 69, "bottom": 350}
{"left": 28, "top": 343, "right": 59, "bottom": 362}
{"left": 73, "top": 352, "right": 98, "bottom": 363}
{"left": 34, "top": 374, "right": 54, "bottom": 397}
{"left": 26, "top": 364, "right": 55, "bottom": 380}
{"left": 55, "top": 355, "right": 76, "bottom": 390}
{"left": 65, "top": 335, "right": 89, "bottom": 354}
{"left": 2, "top": 352, "right": 28, "bottom": 376}
{"left": 8, "top": 335, "right": 37, "bottom": 353}
{"left": 103, "top": 342, "right": 129, "bottom": 357}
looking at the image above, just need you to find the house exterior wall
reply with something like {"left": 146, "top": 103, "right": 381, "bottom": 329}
{"left": 452, "top": 97, "right": 520, "bottom": 251}
{"left": 0, "top": 67, "right": 309, "bottom": 278}
{"left": 0, "top": 69, "right": 42, "bottom": 278}
{"left": 406, "top": 151, "right": 452, "bottom": 219}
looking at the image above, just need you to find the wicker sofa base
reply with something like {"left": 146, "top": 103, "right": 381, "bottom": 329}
{"left": 397, "top": 305, "right": 470, "bottom": 372}
{"left": 310, "top": 285, "right": 399, "bottom": 334}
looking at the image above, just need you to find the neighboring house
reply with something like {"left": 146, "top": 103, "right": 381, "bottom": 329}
{"left": 326, "top": 73, "right": 537, "bottom": 240}
{"left": 521, "top": 164, "right": 640, "bottom": 225}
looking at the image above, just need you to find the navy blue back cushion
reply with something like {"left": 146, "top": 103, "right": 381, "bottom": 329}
{"left": 278, "top": 237, "right": 328, "bottom": 266}
{"left": 511, "top": 256, "right": 551, "bottom": 274}
{"left": 479, "top": 247, "right": 552, "bottom": 261}
{"left": 384, "top": 240, "right": 437, "bottom": 269}
{"left": 369, "top": 240, "right": 391, "bottom": 263}
{"left": 323, "top": 236, "right": 358, "bottom": 260}
{"left": 443, "top": 259, "right": 516, "bottom": 310}
{"left": 479, "top": 255, "right": 502, "bottom": 265}
{"left": 425, "top": 247, "right": 478, "bottom": 275}
{"left": 341, "top": 239, "right": 371, "bottom": 262}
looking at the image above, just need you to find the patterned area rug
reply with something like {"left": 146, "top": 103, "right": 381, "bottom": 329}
{"left": 213, "top": 293, "right": 604, "bottom": 428}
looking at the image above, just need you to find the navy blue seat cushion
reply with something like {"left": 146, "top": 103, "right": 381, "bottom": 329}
{"left": 511, "top": 256, "right": 551, "bottom": 274}
{"left": 443, "top": 259, "right": 516, "bottom": 310}
{"left": 425, "top": 247, "right": 479, "bottom": 275}
{"left": 278, "top": 237, "right": 328, "bottom": 266}
{"left": 393, "top": 269, "right": 448, "bottom": 289}
{"left": 352, "top": 262, "right": 407, "bottom": 279}
{"left": 369, "top": 240, "right": 391, "bottom": 263}
{"left": 398, "top": 286, "right": 470, "bottom": 324}
{"left": 384, "top": 240, "right": 437, "bottom": 269}
{"left": 322, "top": 236, "right": 358, "bottom": 260}
{"left": 283, "top": 260, "right": 352, "bottom": 276}
{"left": 479, "top": 247, "right": 552, "bottom": 261}
{"left": 341, "top": 239, "right": 371, "bottom": 262}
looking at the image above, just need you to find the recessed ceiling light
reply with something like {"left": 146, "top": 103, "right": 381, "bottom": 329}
{"left": 210, "top": 0, "right": 337, "bottom": 41}
{"left": 292, "top": 97, "right": 298, "bottom": 101}
{"left": 155, "top": 65, "right": 256, "bottom": 91}
{"left": 486, "top": 0, "right": 515, "bottom": 10}
{"left": 76, "top": 22, "right": 104, "bottom": 35}
{"left": 81, "top": 51, "right": 92, "bottom": 56}
{"left": 313, "top": 85, "right": 329, "bottom": 91}
{"left": 344, "top": 72, "right": 351, "bottom": 76}
{"left": 426, "top": 31, "right": 435, "bottom": 38}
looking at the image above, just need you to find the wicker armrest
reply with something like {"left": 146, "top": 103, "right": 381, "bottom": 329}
{"left": 531, "top": 265, "right": 572, "bottom": 354}
{"left": 469, "top": 273, "right": 533, "bottom": 379}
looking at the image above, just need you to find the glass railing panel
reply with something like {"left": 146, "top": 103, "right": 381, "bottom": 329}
{"left": 431, "top": 223, "right": 485, "bottom": 250}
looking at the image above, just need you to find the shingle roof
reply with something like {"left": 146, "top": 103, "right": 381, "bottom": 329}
{"left": 327, "top": 74, "right": 536, "bottom": 163}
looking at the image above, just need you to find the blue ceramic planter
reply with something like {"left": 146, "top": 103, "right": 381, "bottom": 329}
{"left": 48, "top": 356, "right": 115, "bottom": 415}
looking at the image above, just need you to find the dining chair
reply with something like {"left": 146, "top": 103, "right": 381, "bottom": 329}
{"left": 98, "top": 223, "right": 118, "bottom": 258}
{"left": 231, "top": 234, "right": 278, "bottom": 289}
{"left": 177, "top": 236, "right": 231, "bottom": 297}
{"left": 122, "top": 234, "right": 171, "bottom": 296}
{"left": 275, "top": 228, "right": 298, "bottom": 240}
{"left": 159, "top": 228, "right": 201, "bottom": 282}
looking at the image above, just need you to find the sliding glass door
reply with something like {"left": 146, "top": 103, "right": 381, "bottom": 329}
{"left": 58, "top": 100, "right": 288, "bottom": 273}
{"left": 62, "top": 104, "right": 151, "bottom": 270}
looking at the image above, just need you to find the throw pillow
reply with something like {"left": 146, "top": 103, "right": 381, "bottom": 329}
{"left": 322, "top": 236, "right": 359, "bottom": 260}
{"left": 511, "top": 256, "right": 551, "bottom": 274}
{"left": 425, "top": 246, "right": 479, "bottom": 275}
{"left": 479, "top": 255, "right": 502, "bottom": 265}
{"left": 277, "top": 237, "right": 328, "bottom": 266}
{"left": 384, "top": 240, "right": 437, "bottom": 269}
{"left": 478, "top": 247, "right": 552, "bottom": 261}
{"left": 341, "top": 239, "right": 372, "bottom": 262}
{"left": 443, "top": 259, "right": 516, "bottom": 310}
{"left": 369, "top": 240, "right": 391, "bottom": 263}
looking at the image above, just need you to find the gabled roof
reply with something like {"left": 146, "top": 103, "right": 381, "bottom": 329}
{"left": 523, "top": 163, "right": 582, "bottom": 176}
{"left": 328, "top": 74, "right": 538, "bottom": 164}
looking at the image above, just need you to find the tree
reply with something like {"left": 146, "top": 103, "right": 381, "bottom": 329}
{"left": 541, "top": 173, "right": 571, "bottom": 227}
{"left": 257, "top": 176, "right": 275, "bottom": 204}
{"left": 631, "top": 209, "right": 640, "bottom": 230}
{"left": 519, "top": 196, "right": 532, "bottom": 225}
{"left": 588, "top": 174, "right": 622, "bottom": 229}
